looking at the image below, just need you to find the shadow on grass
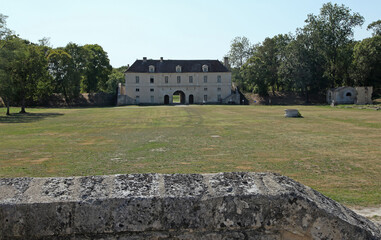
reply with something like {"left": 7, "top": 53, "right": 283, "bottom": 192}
{"left": 0, "top": 112, "right": 64, "bottom": 123}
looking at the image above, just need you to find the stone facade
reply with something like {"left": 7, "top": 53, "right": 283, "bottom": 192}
{"left": 356, "top": 86, "right": 373, "bottom": 105}
{"left": 117, "top": 58, "right": 234, "bottom": 105}
{"left": 1, "top": 172, "right": 380, "bottom": 239}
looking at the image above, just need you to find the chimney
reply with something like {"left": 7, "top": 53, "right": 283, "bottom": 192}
{"left": 160, "top": 57, "right": 163, "bottom": 62}
{"left": 143, "top": 57, "right": 147, "bottom": 62}
{"left": 224, "top": 57, "right": 229, "bottom": 68}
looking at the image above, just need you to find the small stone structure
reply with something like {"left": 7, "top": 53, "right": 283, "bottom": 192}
{"left": 284, "top": 109, "right": 301, "bottom": 118}
{"left": 327, "top": 86, "right": 373, "bottom": 105}
{"left": 1, "top": 172, "right": 380, "bottom": 239}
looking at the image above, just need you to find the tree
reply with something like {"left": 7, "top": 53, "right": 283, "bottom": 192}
{"left": 48, "top": 49, "right": 78, "bottom": 105}
{"left": 0, "top": 14, "right": 11, "bottom": 41}
{"left": 253, "top": 34, "right": 291, "bottom": 94}
{"left": 106, "top": 66, "right": 128, "bottom": 94}
{"left": 351, "top": 36, "right": 381, "bottom": 96}
{"left": 81, "top": 44, "right": 112, "bottom": 93}
{"left": 241, "top": 56, "right": 268, "bottom": 97}
{"left": 0, "top": 16, "right": 19, "bottom": 115}
{"left": 367, "top": 20, "right": 381, "bottom": 36}
{"left": 303, "top": 3, "right": 364, "bottom": 87}
{"left": 227, "top": 36, "right": 253, "bottom": 68}
{"left": 279, "top": 34, "right": 314, "bottom": 102}
{"left": 12, "top": 41, "right": 51, "bottom": 113}
{"left": 0, "top": 37, "right": 24, "bottom": 115}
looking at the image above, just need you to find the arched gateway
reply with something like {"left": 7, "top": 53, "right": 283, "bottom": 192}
{"left": 172, "top": 90, "right": 185, "bottom": 104}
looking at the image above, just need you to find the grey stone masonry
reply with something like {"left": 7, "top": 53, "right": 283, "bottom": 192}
{"left": 0, "top": 172, "right": 380, "bottom": 239}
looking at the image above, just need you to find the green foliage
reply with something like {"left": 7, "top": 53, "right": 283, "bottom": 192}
{"left": 227, "top": 3, "right": 375, "bottom": 101}
{"left": 12, "top": 42, "right": 52, "bottom": 112}
{"left": 0, "top": 13, "right": 114, "bottom": 111}
{"left": 241, "top": 56, "right": 268, "bottom": 96}
{"left": 106, "top": 66, "right": 128, "bottom": 94}
{"left": 352, "top": 36, "right": 381, "bottom": 96}
{"left": 47, "top": 49, "right": 79, "bottom": 104}
{"left": 0, "top": 36, "right": 23, "bottom": 114}
{"left": 367, "top": 20, "right": 381, "bottom": 36}
{"left": 81, "top": 44, "right": 112, "bottom": 93}
{"left": 226, "top": 36, "right": 253, "bottom": 68}
{"left": 303, "top": 2, "right": 364, "bottom": 88}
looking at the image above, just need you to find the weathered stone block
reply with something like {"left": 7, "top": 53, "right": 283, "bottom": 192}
{"left": 0, "top": 172, "right": 380, "bottom": 239}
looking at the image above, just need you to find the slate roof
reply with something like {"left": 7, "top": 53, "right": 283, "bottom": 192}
{"left": 126, "top": 59, "right": 229, "bottom": 73}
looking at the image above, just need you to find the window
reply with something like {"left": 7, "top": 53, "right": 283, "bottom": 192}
{"left": 176, "top": 65, "right": 182, "bottom": 73}
{"left": 150, "top": 96, "right": 154, "bottom": 103}
{"left": 135, "top": 88, "right": 140, "bottom": 92}
{"left": 346, "top": 92, "right": 352, "bottom": 97}
{"left": 177, "top": 76, "right": 181, "bottom": 83}
{"left": 150, "top": 88, "right": 154, "bottom": 92}
{"left": 203, "top": 95, "right": 208, "bottom": 102}
{"left": 204, "top": 76, "right": 208, "bottom": 83}
{"left": 135, "top": 76, "right": 140, "bottom": 84}
{"left": 217, "top": 75, "right": 221, "bottom": 83}
{"left": 202, "top": 65, "right": 208, "bottom": 72}
{"left": 149, "top": 65, "right": 155, "bottom": 73}
{"left": 217, "top": 87, "right": 221, "bottom": 92}
{"left": 150, "top": 77, "right": 154, "bottom": 84}
{"left": 165, "top": 76, "right": 169, "bottom": 84}
{"left": 204, "top": 87, "right": 208, "bottom": 91}
{"left": 189, "top": 76, "right": 193, "bottom": 83}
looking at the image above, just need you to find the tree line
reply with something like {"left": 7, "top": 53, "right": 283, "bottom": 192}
{"left": 226, "top": 3, "right": 381, "bottom": 102}
{"left": 0, "top": 14, "right": 126, "bottom": 115}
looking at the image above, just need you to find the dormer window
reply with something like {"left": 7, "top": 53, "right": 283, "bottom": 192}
{"left": 176, "top": 65, "right": 182, "bottom": 73}
{"left": 149, "top": 65, "right": 155, "bottom": 73}
{"left": 202, "top": 65, "right": 208, "bottom": 72}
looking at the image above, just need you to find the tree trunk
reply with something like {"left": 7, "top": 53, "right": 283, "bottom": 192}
{"left": 305, "top": 87, "right": 310, "bottom": 104}
{"left": 62, "top": 84, "right": 70, "bottom": 106}
{"left": 19, "top": 98, "right": 26, "bottom": 114}
{"left": 5, "top": 99, "right": 10, "bottom": 116}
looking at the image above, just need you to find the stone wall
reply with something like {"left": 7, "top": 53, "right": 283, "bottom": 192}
{"left": 1, "top": 172, "right": 380, "bottom": 239}
{"left": 356, "top": 86, "right": 373, "bottom": 105}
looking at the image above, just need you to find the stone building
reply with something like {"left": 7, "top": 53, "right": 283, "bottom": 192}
{"left": 327, "top": 86, "right": 373, "bottom": 105}
{"left": 117, "top": 57, "right": 238, "bottom": 105}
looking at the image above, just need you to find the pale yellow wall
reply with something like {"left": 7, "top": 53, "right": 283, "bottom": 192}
{"left": 124, "top": 72, "right": 232, "bottom": 104}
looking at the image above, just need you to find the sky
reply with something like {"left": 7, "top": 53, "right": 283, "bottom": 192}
{"left": 1, "top": 0, "right": 380, "bottom": 68}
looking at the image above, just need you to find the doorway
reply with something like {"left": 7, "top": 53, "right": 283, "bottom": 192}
{"left": 172, "top": 91, "right": 185, "bottom": 104}
{"left": 164, "top": 95, "right": 169, "bottom": 104}
{"left": 189, "top": 94, "right": 194, "bottom": 104}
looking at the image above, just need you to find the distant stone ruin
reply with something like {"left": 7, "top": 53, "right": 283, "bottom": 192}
{"left": 1, "top": 172, "right": 380, "bottom": 239}
{"left": 327, "top": 86, "right": 373, "bottom": 105}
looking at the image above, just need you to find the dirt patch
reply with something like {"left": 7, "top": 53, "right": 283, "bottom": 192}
{"left": 32, "top": 157, "right": 50, "bottom": 164}
{"left": 2, "top": 157, "right": 50, "bottom": 166}
{"left": 350, "top": 206, "right": 381, "bottom": 225}
{"left": 78, "top": 139, "right": 96, "bottom": 145}
{"left": 201, "top": 148, "right": 215, "bottom": 151}
{"left": 235, "top": 165, "right": 253, "bottom": 170}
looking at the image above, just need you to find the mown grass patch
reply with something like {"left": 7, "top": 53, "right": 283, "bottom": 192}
{"left": 0, "top": 105, "right": 380, "bottom": 206}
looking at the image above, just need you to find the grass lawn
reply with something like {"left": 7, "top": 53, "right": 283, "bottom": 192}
{"left": 0, "top": 105, "right": 380, "bottom": 207}
{"left": 172, "top": 94, "right": 180, "bottom": 103}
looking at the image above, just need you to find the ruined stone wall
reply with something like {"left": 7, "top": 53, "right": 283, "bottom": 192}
{"left": 356, "top": 86, "right": 373, "bottom": 105}
{"left": 1, "top": 172, "right": 380, "bottom": 240}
